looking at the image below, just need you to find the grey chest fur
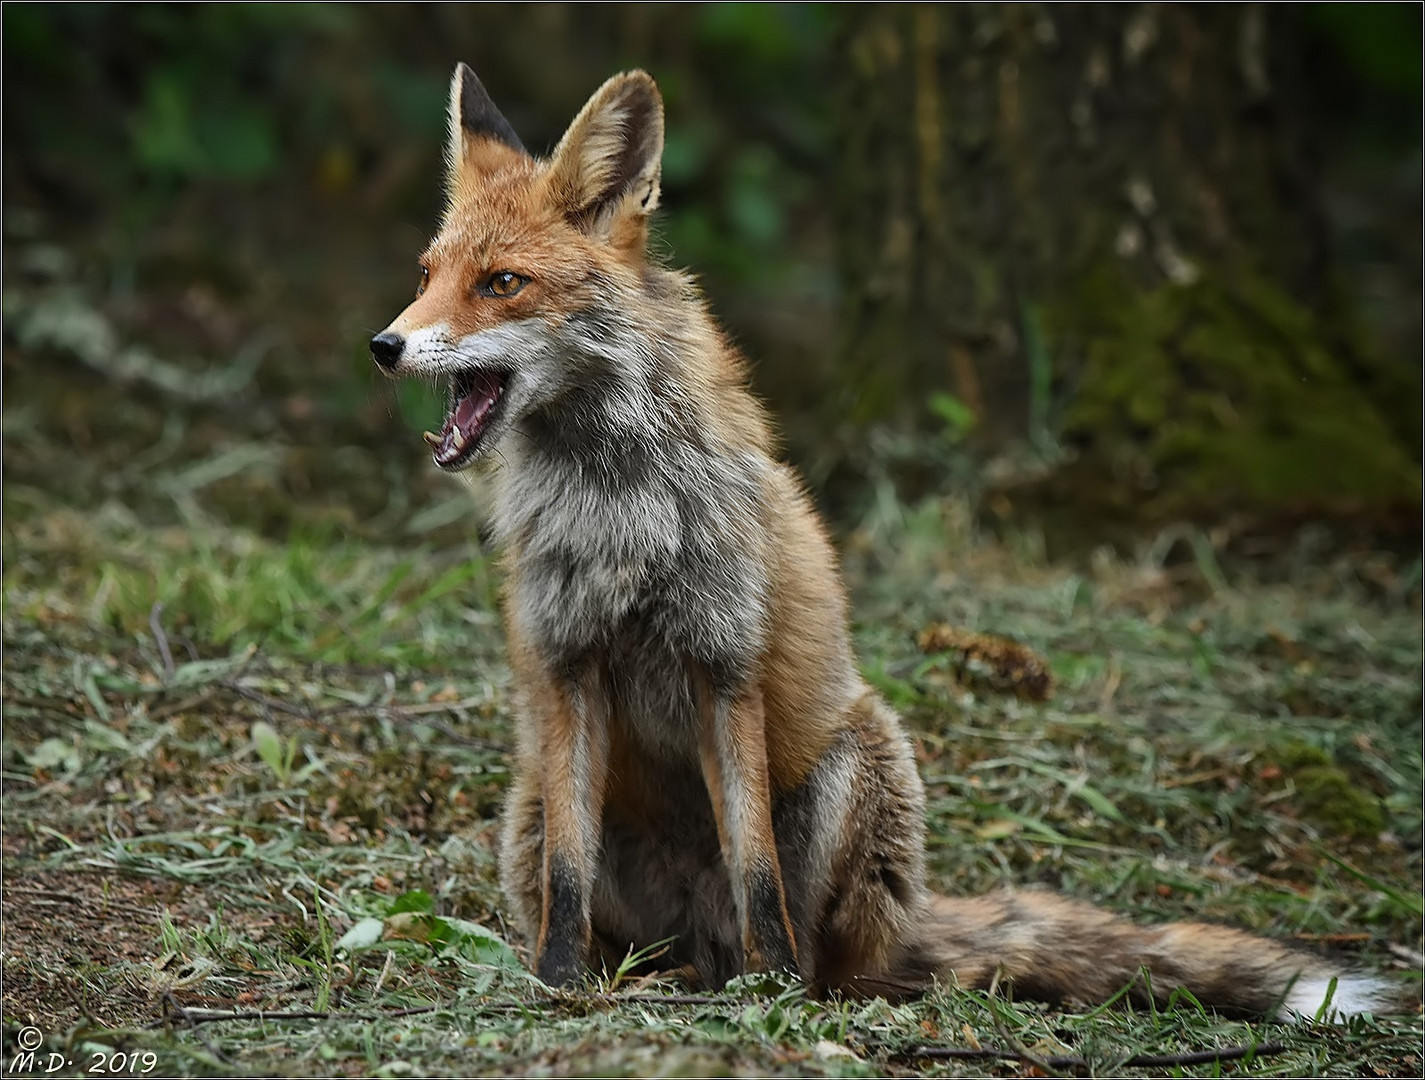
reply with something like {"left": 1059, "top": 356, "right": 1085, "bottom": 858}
{"left": 498, "top": 437, "right": 774, "bottom": 710}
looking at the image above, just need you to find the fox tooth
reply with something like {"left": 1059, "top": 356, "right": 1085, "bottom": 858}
{"left": 422, "top": 430, "right": 441, "bottom": 448}
{"left": 451, "top": 427, "right": 466, "bottom": 451}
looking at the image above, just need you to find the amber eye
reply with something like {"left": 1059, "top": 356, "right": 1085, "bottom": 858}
{"left": 480, "top": 271, "right": 529, "bottom": 298}
{"left": 416, "top": 265, "right": 429, "bottom": 297}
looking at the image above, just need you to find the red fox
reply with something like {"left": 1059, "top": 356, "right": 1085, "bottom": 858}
{"left": 371, "top": 64, "right": 1395, "bottom": 1020}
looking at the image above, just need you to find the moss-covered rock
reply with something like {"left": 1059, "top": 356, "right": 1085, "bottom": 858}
{"left": 1056, "top": 266, "right": 1421, "bottom": 517}
{"left": 1271, "top": 741, "right": 1386, "bottom": 839}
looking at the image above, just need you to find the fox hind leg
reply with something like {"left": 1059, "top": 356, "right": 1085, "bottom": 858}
{"left": 773, "top": 692, "right": 934, "bottom": 993}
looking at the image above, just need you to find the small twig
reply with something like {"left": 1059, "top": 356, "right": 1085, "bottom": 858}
{"left": 149, "top": 602, "right": 175, "bottom": 682}
{"left": 220, "top": 681, "right": 314, "bottom": 719}
{"left": 902, "top": 1040, "right": 1289, "bottom": 1070}
{"left": 7, "top": 885, "right": 156, "bottom": 921}
{"left": 905, "top": 1046, "right": 1032, "bottom": 1062}
{"left": 600, "top": 993, "right": 725, "bottom": 1007}
{"left": 148, "top": 1007, "right": 340, "bottom": 1029}
{"left": 213, "top": 681, "right": 508, "bottom": 750}
{"left": 369, "top": 697, "right": 491, "bottom": 719}
{"left": 160, "top": 992, "right": 234, "bottom": 1066}
{"left": 4, "top": 695, "right": 85, "bottom": 718}
{"left": 231, "top": 641, "right": 266, "bottom": 680}
{"left": 147, "top": 690, "right": 217, "bottom": 723}
{"left": 145, "top": 1002, "right": 456, "bottom": 1031}
{"left": 979, "top": 968, "right": 1061, "bottom": 1077}
{"left": 143, "top": 990, "right": 734, "bottom": 1033}
{"left": 1161, "top": 768, "right": 1230, "bottom": 789}
{"left": 313, "top": 696, "right": 493, "bottom": 726}
{"left": 388, "top": 713, "right": 505, "bottom": 752}
{"left": 1122, "top": 1042, "right": 1287, "bottom": 1068}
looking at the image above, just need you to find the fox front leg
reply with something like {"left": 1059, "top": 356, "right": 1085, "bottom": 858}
{"left": 694, "top": 675, "right": 800, "bottom": 976}
{"left": 527, "top": 671, "right": 609, "bottom": 987}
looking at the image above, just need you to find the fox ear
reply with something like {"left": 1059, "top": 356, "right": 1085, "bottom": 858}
{"left": 545, "top": 71, "right": 663, "bottom": 238}
{"left": 445, "top": 63, "right": 527, "bottom": 193}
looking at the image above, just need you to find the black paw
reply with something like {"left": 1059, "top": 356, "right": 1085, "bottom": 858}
{"left": 536, "top": 938, "right": 586, "bottom": 988}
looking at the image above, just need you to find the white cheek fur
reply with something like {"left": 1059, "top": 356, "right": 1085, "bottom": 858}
{"left": 398, "top": 319, "right": 554, "bottom": 381}
{"left": 398, "top": 322, "right": 454, "bottom": 376}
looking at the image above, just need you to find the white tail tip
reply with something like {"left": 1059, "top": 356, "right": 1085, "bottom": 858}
{"left": 1277, "top": 974, "right": 1395, "bottom": 1022}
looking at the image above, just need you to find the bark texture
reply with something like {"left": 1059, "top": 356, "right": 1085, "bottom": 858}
{"left": 836, "top": 3, "right": 1419, "bottom": 517}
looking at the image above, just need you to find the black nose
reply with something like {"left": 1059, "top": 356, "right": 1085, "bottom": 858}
{"left": 370, "top": 331, "right": 405, "bottom": 371}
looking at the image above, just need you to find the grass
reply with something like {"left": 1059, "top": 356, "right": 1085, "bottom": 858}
{"left": 4, "top": 474, "right": 1421, "bottom": 1077}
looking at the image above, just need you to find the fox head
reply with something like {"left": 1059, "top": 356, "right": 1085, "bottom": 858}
{"left": 371, "top": 65, "right": 665, "bottom": 471}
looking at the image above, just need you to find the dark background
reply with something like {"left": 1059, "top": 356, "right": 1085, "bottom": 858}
{"left": 4, "top": 3, "right": 1420, "bottom": 559}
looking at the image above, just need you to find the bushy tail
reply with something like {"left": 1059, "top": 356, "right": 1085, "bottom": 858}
{"left": 871, "top": 891, "right": 1395, "bottom": 1021}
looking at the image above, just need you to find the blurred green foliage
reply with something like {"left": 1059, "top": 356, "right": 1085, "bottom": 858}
{"left": 8, "top": 6, "right": 341, "bottom": 192}
{"left": 2, "top": 3, "right": 839, "bottom": 541}
{"left": 3, "top": 3, "right": 833, "bottom": 284}
{"left": 1307, "top": 3, "right": 1422, "bottom": 98}
{"left": 1, "top": 3, "right": 1419, "bottom": 540}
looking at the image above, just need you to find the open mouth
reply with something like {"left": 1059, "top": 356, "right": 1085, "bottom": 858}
{"left": 423, "top": 368, "right": 509, "bottom": 470}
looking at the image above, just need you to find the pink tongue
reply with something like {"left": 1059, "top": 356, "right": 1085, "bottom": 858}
{"left": 433, "top": 372, "right": 502, "bottom": 465}
{"left": 454, "top": 385, "right": 490, "bottom": 429}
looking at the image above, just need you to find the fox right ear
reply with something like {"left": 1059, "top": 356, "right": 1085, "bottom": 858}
{"left": 545, "top": 71, "right": 663, "bottom": 242}
{"left": 445, "top": 64, "right": 527, "bottom": 197}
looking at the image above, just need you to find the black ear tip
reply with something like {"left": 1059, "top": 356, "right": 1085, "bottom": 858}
{"left": 456, "top": 63, "right": 488, "bottom": 106}
{"left": 453, "top": 64, "right": 527, "bottom": 155}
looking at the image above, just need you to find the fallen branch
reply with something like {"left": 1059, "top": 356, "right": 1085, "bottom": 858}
{"left": 148, "top": 999, "right": 1291, "bottom": 1073}
{"left": 146, "top": 991, "right": 728, "bottom": 1031}
{"left": 901, "top": 1040, "right": 1288, "bottom": 1070}
{"left": 1124, "top": 1043, "right": 1287, "bottom": 1068}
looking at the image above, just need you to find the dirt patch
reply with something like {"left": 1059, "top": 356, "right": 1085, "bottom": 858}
{"left": 2, "top": 869, "right": 265, "bottom": 1030}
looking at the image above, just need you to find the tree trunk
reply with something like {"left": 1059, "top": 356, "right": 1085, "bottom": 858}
{"left": 834, "top": 3, "right": 1419, "bottom": 522}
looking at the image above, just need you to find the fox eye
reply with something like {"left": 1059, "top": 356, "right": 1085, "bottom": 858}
{"left": 416, "top": 265, "right": 429, "bottom": 297}
{"left": 480, "top": 271, "right": 529, "bottom": 298}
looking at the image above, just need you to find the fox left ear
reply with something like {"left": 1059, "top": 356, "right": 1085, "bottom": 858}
{"left": 446, "top": 64, "right": 528, "bottom": 198}
{"left": 545, "top": 71, "right": 663, "bottom": 240}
